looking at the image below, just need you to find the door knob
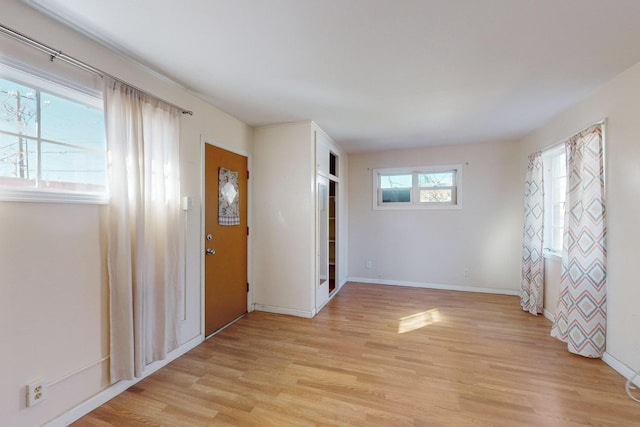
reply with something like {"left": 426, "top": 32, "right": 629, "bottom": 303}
{"left": 206, "top": 248, "right": 216, "bottom": 255}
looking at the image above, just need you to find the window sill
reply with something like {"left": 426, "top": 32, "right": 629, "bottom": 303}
{"left": 373, "top": 202, "right": 462, "bottom": 211}
{"left": 544, "top": 250, "right": 562, "bottom": 263}
{"left": 0, "top": 188, "right": 108, "bottom": 205}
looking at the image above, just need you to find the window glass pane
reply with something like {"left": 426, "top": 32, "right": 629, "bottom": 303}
{"left": 420, "top": 189, "right": 452, "bottom": 203}
{"left": 418, "top": 172, "right": 453, "bottom": 187}
{"left": 382, "top": 188, "right": 410, "bottom": 203}
{"left": 0, "top": 77, "right": 38, "bottom": 137}
{"left": 553, "top": 153, "right": 566, "bottom": 177}
{"left": 552, "top": 177, "right": 565, "bottom": 203}
{"left": 374, "top": 165, "right": 461, "bottom": 210}
{"left": 0, "top": 133, "right": 37, "bottom": 186}
{"left": 0, "top": 68, "right": 107, "bottom": 200}
{"left": 41, "top": 141, "right": 106, "bottom": 192}
{"left": 380, "top": 174, "right": 412, "bottom": 189}
{"left": 552, "top": 226, "right": 563, "bottom": 252}
{"left": 552, "top": 202, "right": 564, "bottom": 228}
{"left": 543, "top": 149, "right": 567, "bottom": 254}
{"left": 41, "top": 92, "right": 105, "bottom": 150}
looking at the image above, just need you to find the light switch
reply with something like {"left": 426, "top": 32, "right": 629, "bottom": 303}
{"left": 182, "top": 196, "right": 193, "bottom": 211}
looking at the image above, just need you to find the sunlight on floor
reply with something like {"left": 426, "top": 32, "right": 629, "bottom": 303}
{"left": 398, "top": 309, "right": 441, "bottom": 334}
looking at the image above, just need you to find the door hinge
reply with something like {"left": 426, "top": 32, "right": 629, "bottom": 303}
{"left": 247, "top": 282, "right": 250, "bottom": 292}
{"left": 247, "top": 226, "right": 249, "bottom": 235}
{"left": 247, "top": 170, "right": 250, "bottom": 179}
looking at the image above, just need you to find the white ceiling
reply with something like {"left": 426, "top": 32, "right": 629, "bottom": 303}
{"left": 25, "top": 0, "right": 640, "bottom": 152}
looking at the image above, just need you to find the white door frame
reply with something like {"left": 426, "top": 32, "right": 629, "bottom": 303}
{"left": 200, "top": 135, "right": 253, "bottom": 339}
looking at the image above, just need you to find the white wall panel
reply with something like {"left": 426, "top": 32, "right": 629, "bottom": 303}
{"left": 348, "top": 140, "right": 522, "bottom": 292}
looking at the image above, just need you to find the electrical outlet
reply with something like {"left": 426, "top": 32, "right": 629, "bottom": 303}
{"left": 26, "top": 379, "right": 47, "bottom": 407}
{"left": 366, "top": 260, "right": 372, "bottom": 269}
{"left": 463, "top": 268, "right": 470, "bottom": 277}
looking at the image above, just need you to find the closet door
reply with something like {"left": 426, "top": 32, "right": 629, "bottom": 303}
{"left": 316, "top": 175, "right": 329, "bottom": 310}
{"left": 329, "top": 180, "right": 337, "bottom": 294}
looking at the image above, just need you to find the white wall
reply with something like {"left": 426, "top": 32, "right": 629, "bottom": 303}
{"left": 252, "top": 121, "right": 349, "bottom": 316}
{"left": 0, "top": 203, "right": 109, "bottom": 427}
{"left": 520, "top": 60, "right": 640, "bottom": 375}
{"left": 348, "top": 140, "right": 522, "bottom": 293}
{"left": 0, "top": 2, "right": 252, "bottom": 426}
{"left": 253, "top": 122, "right": 316, "bottom": 316}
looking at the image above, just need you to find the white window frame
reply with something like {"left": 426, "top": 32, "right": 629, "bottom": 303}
{"left": 0, "top": 61, "right": 107, "bottom": 204}
{"left": 542, "top": 145, "right": 566, "bottom": 261}
{"left": 373, "top": 164, "right": 463, "bottom": 210}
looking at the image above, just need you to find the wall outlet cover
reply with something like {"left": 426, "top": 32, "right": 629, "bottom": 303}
{"left": 26, "top": 379, "right": 47, "bottom": 407}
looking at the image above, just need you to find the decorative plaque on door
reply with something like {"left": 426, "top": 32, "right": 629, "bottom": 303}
{"left": 218, "top": 167, "right": 240, "bottom": 225}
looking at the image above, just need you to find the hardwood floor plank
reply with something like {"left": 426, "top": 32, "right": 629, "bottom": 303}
{"left": 73, "top": 283, "right": 640, "bottom": 426}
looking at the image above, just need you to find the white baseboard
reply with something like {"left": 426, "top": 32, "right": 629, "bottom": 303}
{"left": 315, "top": 298, "right": 330, "bottom": 313}
{"left": 351, "top": 278, "right": 640, "bottom": 391}
{"left": 253, "top": 304, "right": 315, "bottom": 318}
{"left": 516, "top": 304, "right": 640, "bottom": 391}
{"left": 42, "top": 287, "right": 639, "bottom": 426}
{"left": 45, "top": 335, "right": 203, "bottom": 427}
{"left": 347, "top": 277, "right": 520, "bottom": 296}
{"left": 315, "top": 280, "right": 347, "bottom": 313}
{"left": 602, "top": 352, "right": 640, "bottom": 388}
{"left": 537, "top": 310, "right": 640, "bottom": 389}
{"left": 543, "top": 309, "right": 555, "bottom": 323}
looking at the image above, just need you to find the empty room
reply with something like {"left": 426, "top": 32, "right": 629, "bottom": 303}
{"left": 2, "top": 0, "right": 640, "bottom": 426}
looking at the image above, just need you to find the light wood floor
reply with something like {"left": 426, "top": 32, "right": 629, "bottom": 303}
{"left": 74, "top": 282, "right": 640, "bottom": 426}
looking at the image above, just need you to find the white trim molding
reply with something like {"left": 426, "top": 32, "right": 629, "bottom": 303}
{"left": 348, "top": 277, "right": 520, "bottom": 296}
{"left": 602, "top": 352, "right": 640, "bottom": 389}
{"left": 372, "top": 164, "right": 463, "bottom": 211}
{"left": 253, "top": 304, "right": 315, "bottom": 318}
{"left": 537, "top": 306, "right": 640, "bottom": 391}
{"left": 200, "top": 135, "right": 254, "bottom": 333}
{"left": 44, "top": 335, "right": 203, "bottom": 427}
{"left": 543, "top": 309, "right": 555, "bottom": 323}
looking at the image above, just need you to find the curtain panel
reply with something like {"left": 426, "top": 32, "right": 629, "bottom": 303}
{"left": 104, "top": 78, "right": 183, "bottom": 381}
{"left": 521, "top": 152, "right": 544, "bottom": 315}
{"left": 551, "top": 124, "right": 607, "bottom": 358}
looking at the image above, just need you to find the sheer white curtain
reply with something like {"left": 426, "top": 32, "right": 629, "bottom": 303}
{"left": 104, "top": 78, "right": 183, "bottom": 381}
{"left": 521, "top": 152, "right": 544, "bottom": 314}
{"left": 551, "top": 124, "right": 606, "bottom": 358}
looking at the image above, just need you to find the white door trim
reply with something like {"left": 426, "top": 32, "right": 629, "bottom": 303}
{"left": 200, "top": 135, "right": 253, "bottom": 341}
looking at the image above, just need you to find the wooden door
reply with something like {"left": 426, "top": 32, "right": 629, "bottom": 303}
{"left": 204, "top": 144, "right": 248, "bottom": 336}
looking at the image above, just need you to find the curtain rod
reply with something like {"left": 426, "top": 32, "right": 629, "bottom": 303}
{"left": 0, "top": 22, "right": 194, "bottom": 116}
{"left": 540, "top": 119, "right": 605, "bottom": 153}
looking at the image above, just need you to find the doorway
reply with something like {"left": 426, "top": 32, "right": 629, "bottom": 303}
{"left": 204, "top": 143, "right": 248, "bottom": 336}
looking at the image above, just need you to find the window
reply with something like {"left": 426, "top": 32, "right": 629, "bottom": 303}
{"left": 329, "top": 150, "right": 338, "bottom": 177}
{"left": 0, "top": 64, "right": 106, "bottom": 203}
{"left": 543, "top": 146, "right": 566, "bottom": 257}
{"left": 373, "top": 165, "right": 462, "bottom": 210}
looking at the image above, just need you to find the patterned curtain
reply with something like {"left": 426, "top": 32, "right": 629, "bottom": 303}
{"left": 551, "top": 124, "right": 606, "bottom": 358}
{"left": 521, "top": 152, "right": 545, "bottom": 315}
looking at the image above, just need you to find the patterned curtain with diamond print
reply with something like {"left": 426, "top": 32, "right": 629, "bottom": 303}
{"left": 551, "top": 124, "right": 607, "bottom": 358}
{"left": 521, "top": 152, "right": 545, "bottom": 315}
